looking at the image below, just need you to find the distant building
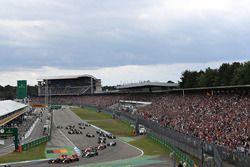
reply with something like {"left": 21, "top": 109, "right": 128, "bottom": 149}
{"left": 38, "top": 75, "right": 102, "bottom": 96}
{"left": 116, "top": 81, "right": 178, "bottom": 93}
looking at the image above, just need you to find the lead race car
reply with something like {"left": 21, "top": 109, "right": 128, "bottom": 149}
{"left": 48, "top": 154, "right": 79, "bottom": 164}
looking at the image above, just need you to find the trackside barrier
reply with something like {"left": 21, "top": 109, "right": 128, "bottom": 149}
{"left": 22, "top": 135, "right": 50, "bottom": 151}
{"left": 148, "top": 132, "right": 195, "bottom": 167}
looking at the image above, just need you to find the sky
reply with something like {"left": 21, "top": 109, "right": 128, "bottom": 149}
{"left": 0, "top": 0, "right": 249, "bottom": 86}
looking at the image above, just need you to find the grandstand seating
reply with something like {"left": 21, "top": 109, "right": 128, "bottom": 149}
{"left": 39, "top": 86, "right": 91, "bottom": 96}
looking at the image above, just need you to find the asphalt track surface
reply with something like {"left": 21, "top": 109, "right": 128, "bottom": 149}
{"left": 7, "top": 107, "right": 142, "bottom": 167}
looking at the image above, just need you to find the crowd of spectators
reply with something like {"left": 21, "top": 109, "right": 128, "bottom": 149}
{"left": 1, "top": 110, "right": 38, "bottom": 141}
{"left": 31, "top": 92, "right": 249, "bottom": 153}
{"left": 39, "top": 86, "right": 91, "bottom": 96}
{"left": 136, "top": 94, "right": 249, "bottom": 153}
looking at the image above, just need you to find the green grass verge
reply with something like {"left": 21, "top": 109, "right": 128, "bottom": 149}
{"left": 0, "top": 142, "right": 46, "bottom": 164}
{"left": 71, "top": 107, "right": 111, "bottom": 120}
{"left": 129, "top": 136, "right": 171, "bottom": 156}
{"left": 89, "top": 119, "right": 133, "bottom": 136}
{"left": 71, "top": 107, "right": 134, "bottom": 136}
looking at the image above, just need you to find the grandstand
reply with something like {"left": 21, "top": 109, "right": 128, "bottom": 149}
{"left": 0, "top": 100, "right": 28, "bottom": 126}
{"left": 117, "top": 81, "right": 178, "bottom": 93}
{"left": 38, "top": 75, "right": 102, "bottom": 96}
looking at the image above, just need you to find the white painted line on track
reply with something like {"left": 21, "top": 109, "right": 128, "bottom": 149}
{"left": 24, "top": 118, "right": 39, "bottom": 139}
{"left": 117, "top": 137, "right": 144, "bottom": 158}
{"left": 52, "top": 110, "right": 76, "bottom": 148}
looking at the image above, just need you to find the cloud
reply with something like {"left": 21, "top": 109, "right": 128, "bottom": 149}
{"left": 0, "top": 0, "right": 249, "bottom": 70}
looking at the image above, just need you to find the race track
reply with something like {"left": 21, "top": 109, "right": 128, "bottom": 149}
{"left": 7, "top": 107, "right": 142, "bottom": 167}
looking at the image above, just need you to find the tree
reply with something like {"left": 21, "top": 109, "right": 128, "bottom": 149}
{"left": 179, "top": 70, "right": 200, "bottom": 88}
{"left": 232, "top": 61, "right": 250, "bottom": 85}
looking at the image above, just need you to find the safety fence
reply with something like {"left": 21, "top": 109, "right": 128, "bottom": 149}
{"left": 148, "top": 132, "right": 195, "bottom": 167}
{"left": 22, "top": 135, "right": 50, "bottom": 151}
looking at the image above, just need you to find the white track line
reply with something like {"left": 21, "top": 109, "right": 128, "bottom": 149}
{"left": 52, "top": 110, "right": 76, "bottom": 148}
{"left": 117, "top": 137, "right": 144, "bottom": 158}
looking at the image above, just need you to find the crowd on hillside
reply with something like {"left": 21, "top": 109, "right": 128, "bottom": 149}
{"left": 136, "top": 94, "right": 249, "bottom": 153}
{"left": 31, "top": 92, "right": 250, "bottom": 153}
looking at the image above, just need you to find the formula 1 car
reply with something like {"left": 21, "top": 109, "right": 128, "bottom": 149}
{"left": 107, "top": 141, "right": 117, "bottom": 146}
{"left": 86, "top": 132, "right": 95, "bottom": 137}
{"left": 85, "top": 123, "right": 91, "bottom": 127}
{"left": 65, "top": 125, "right": 75, "bottom": 129}
{"left": 98, "top": 136, "right": 106, "bottom": 144}
{"left": 97, "top": 131, "right": 107, "bottom": 137}
{"left": 57, "top": 125, "right": 63, "bottom": 129}
{"left": 79, "top": 122, "right": 85, "bottom": 126}
{"left": 82, "top": 150, "right": 98, "bottom": 158}
{"left": 82, "top": 146, "right": 96, "bottom": 153}
{"left": 68, "top": 130, "right": 75, "bottom": 134}
{"left": 61, "top": 154, "right": 79, "bottom": 163}
{"left": 106, "top": 133, "right": 116, "bottom": 139}
{"left": 75, "top": 129, "right": 83, "bottom": 134}
{"left": 96, "top": 129, "right": 102, "bottom": 134}
{"left": 79, "top": 126, "right": 85, "bottom": 129}
{"left": 95, "top": 144, "right": 107, "bottom": 150}
{"left": 48, "top": 154, "right": 68, "bottom": 164}
{"left": 98, "top": 136, "right": 106, "bottom": 141}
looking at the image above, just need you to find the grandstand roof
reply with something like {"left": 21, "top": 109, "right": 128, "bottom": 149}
{"left": 38, "top": 74, "right": 97, "bottom": 80}
{"left": 117, "top": 81, "right": 178, "bottom": 89}
{"left": 0, "top": 100, "right": 27, "bottom": 117}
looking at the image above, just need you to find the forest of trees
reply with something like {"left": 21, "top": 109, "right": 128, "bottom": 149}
{"left": 179, "top": 61, "right": 250, "bottom": 88}
{"left": 0, "top": 85, "right": 38, "bottom": 99}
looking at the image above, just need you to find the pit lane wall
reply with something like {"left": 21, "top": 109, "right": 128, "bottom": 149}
{"left": 22, "top": 135, "right": 50, "bottom": 151}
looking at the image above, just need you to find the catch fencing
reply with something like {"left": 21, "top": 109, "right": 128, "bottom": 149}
{"left": 148, "top": 132, "right": 195, "bottom": 167}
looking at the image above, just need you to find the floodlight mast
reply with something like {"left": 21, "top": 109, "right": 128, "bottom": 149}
{"left": 45, "top": 79, "right": 49, "bottom": 107}
{"left": 91, "top": 77, "right": 93, "bottom": 94}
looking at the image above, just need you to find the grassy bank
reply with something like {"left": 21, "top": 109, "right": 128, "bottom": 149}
{"left": 71, "top": 107, "right": 111, "bottom": 120}
{"left": 0, "top": 142, "right": 46, "bottom": 164}
{"left": 129, "top": 136, "right": 171, "bottom": 156}
{"left": 71, "top": 107, "right": 134, "bottom": 136}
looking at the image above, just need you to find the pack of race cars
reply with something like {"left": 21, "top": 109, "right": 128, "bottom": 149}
{"left": 50, "top": 122, "right": 117, "bottom": 164}
{"left": 48, "top": 154, "right": 79, "bottom": 164}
